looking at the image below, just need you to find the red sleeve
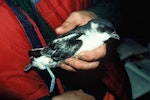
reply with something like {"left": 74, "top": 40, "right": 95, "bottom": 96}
{"left": 36, "top": 0, "right": 92, "bottom": 30}
{"left": 0, "top": 1, "right": 49, "bottom": 99}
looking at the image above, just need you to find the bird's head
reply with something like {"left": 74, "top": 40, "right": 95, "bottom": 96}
{"left": 79, "top": 18, "right": 120, "bottom": 41}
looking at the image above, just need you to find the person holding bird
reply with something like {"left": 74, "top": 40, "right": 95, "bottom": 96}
{"left": 0, "top": 0, "right": 132, "bottom": 100}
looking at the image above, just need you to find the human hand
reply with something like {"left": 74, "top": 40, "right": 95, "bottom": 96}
{"left": 59, "top": 44, "right": 106, "bottom": 71}
{"left": 55, "top": 10, "right": 97, "bottom": 35}
{"left": 55, "top": 10, "right": 106, "bottom": 71}
{"left": 52, "top": 90, "right": 95, "bottom": 100}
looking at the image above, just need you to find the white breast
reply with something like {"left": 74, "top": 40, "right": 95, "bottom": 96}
{"left": 75, "top": 22, "right": 111, "bottom": 56}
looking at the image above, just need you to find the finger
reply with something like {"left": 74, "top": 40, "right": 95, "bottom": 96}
{"left": 78, "top": 44, "right": 106, "bottom": 61}
{"left": 65, "top": 58, "right": 100, "bottom": 70}
{"left": 55, "top": 11, "right": 94, "bottom": 35}
{"left": 55, "top": 21, "right": 76, "bottom": 35}
{"left": 58, "top": 62, "right": 76, "bottom": 72}
{"left": 55, "top": 12, "right": 81, "bottom": 35}
{"left": 78, "top": 89, "right": 83, "bottom": 92}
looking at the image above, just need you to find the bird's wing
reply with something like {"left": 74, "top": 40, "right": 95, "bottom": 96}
{"left": 41, "top": 32, "right": 83, "bottom": 61}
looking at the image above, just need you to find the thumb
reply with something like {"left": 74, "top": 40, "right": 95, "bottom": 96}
{"left": 55, "top": 20, "right": 77, "bottom": 35}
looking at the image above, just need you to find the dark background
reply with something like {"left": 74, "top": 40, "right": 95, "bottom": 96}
{"left": 119, "top": 0, "right": 149, "bottom": 46}
{"left": 119, "top": 1, "right": 150, "bottom": 99}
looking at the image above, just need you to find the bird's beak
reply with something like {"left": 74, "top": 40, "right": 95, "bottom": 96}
{"left": 111, "top": 31, "right": 120, "bottom": 40}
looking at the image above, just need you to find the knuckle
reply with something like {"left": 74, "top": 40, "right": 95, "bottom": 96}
{"left": 90, "top": 61, "right": 100, "bottom": 69}
{"left": 70, "top": 11, "right": 80, "bottom": 17}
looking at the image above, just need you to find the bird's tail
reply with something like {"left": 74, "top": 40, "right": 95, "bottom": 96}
{"left": 24, "top": 48, "right": 44, "bottom": 72}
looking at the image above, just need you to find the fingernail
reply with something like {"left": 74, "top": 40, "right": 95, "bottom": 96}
{"left": 79, "top": 53, "right": 86, "bottom": 60}
{"left": 80, "top": 55, "right": 85, "bottom": 60}
{"left": 65, "top": 58, "right": 74, "bottom": 64}
{"left": 78, "top": 89, "right": 83, "bottom": 92}
{"left": 55, "top": 27, "right": 63, "bottom": 34}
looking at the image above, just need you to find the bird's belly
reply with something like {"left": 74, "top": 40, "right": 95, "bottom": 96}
{"left": 75, "top": 41, "right": 103, "bottom": 56}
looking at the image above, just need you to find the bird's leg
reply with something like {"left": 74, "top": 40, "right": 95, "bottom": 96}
{"left": 45, "top": 65, "right": 56, "bottom": 93}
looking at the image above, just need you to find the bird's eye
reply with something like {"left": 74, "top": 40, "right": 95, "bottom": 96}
{"left": 105, "top": 26, "right": 114, "bottom": 32}
{"left": 98, "top": 25, "right": 114, "bottom": 33}
{"left": 98, "top": 25, "right": 105, "bottom": 32}
{"left": 99, "top": 27, "right": 105, "bottom": 32}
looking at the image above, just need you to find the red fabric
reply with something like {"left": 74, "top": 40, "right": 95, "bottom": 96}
{"left": 0, "top": 1, "right": 49, "bottom": 99}
{"left": 0, "top": 0, "right": 4, "bottom": 2}
{"left": 36, "top": 0, "right": 92, "bottom": 30}
{"left": 56, "top": 78, "right": 64, "bottom": 94}
{"left": 103, "top": 92, "right": 115, "bottom": 100}
{"left": 101, "top": 59, "right": 132, "bottom": 100}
